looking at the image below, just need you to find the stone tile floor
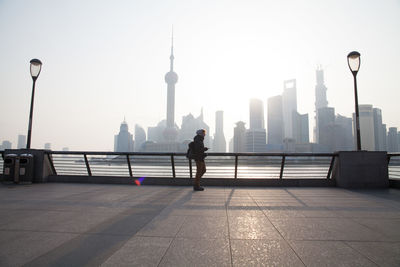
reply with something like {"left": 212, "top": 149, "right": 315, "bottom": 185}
{"left": 0, "top": 183, "right": 399, "bottom": 266}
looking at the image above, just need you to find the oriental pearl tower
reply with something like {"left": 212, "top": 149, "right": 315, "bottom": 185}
{"left": 163, "top": 31, "right": 179, "bottom": 142}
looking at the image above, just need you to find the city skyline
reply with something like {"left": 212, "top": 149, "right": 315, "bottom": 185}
{"left": 1, "top": 0, "right": 399, "bottom": 151}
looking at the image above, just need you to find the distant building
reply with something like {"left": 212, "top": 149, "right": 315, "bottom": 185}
{"left": 316, "top": 107, "right": 335, "bottom": 151}
{"left": 246, "top": 98, "right": 267, "bottom": 152}
{"left": 397, "top": 133, "right": 400, "bottom": 150}
{"left": 387, "top": 127, "right": 398, "bottom": 152}
{"left": 62, "top": 147, "right": 69, "bottom": 151}
{"left": 213, "top": 110, "right": 226, "bottom": 152}
{"left": 44, "top": 143, "right": 51, "bottom": 150}
{"left": 147, "top": 120, "right": 167, "bottom": 143}
{"left": 282, "top": 79, "right": 297, "bottom": 139}
{"left": 283, "top": 138, "right": 296, "bottom": 152}
{"left": 373, "top": 108, "right": 386, "bottom": 151}
{"left": 163, "top": 30, "right": 179, "bottom": 142}
{"left": 228, "top": 137, "right": 234, "bottom": 152}
{"left": 267, "top": 95, "right": 283, "bottom": 145}
{"left": 114, "top": 119, "right": 134, "bottom": 152}
{"left": 354, "top": 105, "right": 375, "bottom": 151}
{"left": 315, "top": 67, "right": 328, "bottom": 110}
{"left": 382, "top": 124, "right": 388, "bottom": 151}
{"left": 245, "top": 129, "right": 267, "bottom": 152}
{"left": 142, "top": 142, "right": 184, "bottom": 152}
{"left": 17, "top": 135, "right": 26, "bottom": 149}
{"left": 314, "top": 68, "right": 329, "bottom": 143}
{"left": 178, "top": 109, "right": 210, "bottom": 147}
{"left": 292, "top": 111, "right": 309, "bottom": 144}
{"left": 134, "top": 124, "right": 146, "bottom": 151}
{"left": 233, "top": 121, "right": 246, "bottom": 153}
{"left": 1, "top": 140, "right": 12, "bottom": 150}
{"left": 334, "top": 114, "right": 353, "bottom": 151}
{"left": 249, "top": 98, "right": 265, "bottom": 130}
{"left": 145, "top": 31, "right": 181, "bottom": 151}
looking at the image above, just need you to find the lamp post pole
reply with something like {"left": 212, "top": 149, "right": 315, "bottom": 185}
{"left": 26, "top": 59, "right": 42, "bottom": 149}
{"left": 352, "top": 72, "right": 361, "bottom": 151}
{"left": 347, "top": 51, "right": 361, "bottom": 151}
{"left": 26, "top": 78, "right": 37, "bottom": 149}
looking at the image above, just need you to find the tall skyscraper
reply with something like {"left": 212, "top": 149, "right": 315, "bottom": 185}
{"left": 163, "top": 31, "right": 179, "bottom": 142}
{"left": 354, "top": 104, "right": 375, "bottom": 151}
{"left": 314, "top": 68, "right": 328, "bottom": 142}
{"left": 249, "top": 99, "right": 265, "bottom": 130}
{"left": 44, "top": 143, "right": 51, "bottom": 150}
{"left": 213, "top": 110, "right": 226, "bottom": 152}
{"left": 17, "top": 135, "right": 26, "bottom": 149}
{"left": 316, "top": 107, "right": 335, "bottom": 151}
{"left": 373, "top": 108, "right": 385, "bottom": 151}
{"left": 335, "top": 114, "right": 354, "bottom": 151}
{"left": 382, "top": 124, "right": 388, "bottom": 151}
{"left": 282, "top": 79, "right": 297, "bottom": 139}
{"left": 267, "top": 95, "right": 283, "bottom": 145}
{"left": 387, "top": 127, "right": 398, "bottom": 152}
{"left": 134, "top": 124, "right": 146, "bottom": 151}
{"left": 234, "top": 121, "right": 246, "bottom": 152}
{"left": 292, "top": 111, "right": 309, "bottom": 144}
{"left": 315, "top": 67, "right": 328, "bottom": 110}
{"left": 246, "top": 98, "right": 266, "bottom": 152}
{"left": 114, "top": 119, "right": 134, "bottom": 152}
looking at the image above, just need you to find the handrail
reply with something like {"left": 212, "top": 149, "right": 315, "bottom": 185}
{"left": 46, "top": 151, "right": 338, "bottom": 180}
{"left": 46, "top": 150, "right": 338, "bottom": 157}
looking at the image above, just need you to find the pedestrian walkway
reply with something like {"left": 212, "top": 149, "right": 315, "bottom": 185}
{"left": 0, "top": 183, "right": 399, "bottom": 266}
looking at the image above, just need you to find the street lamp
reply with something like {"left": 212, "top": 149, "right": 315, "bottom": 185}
{"left": 347, "top": 51, "right": 361, "bottom": 151}
{"left": 26, "top": 59, "right": 42, "bottom": 149}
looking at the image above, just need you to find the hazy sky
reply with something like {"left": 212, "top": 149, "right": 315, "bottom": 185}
{"left": 1, "top": 0, "right": 399, "bottom": 151}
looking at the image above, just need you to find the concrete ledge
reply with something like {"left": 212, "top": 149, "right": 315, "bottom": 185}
{"left": 389, "top": 179, "right": 400, "bottom": 189}
{"left": 332, "top": 151, "right": 389, "bottom": 188}
{"left": 47, "top": 175, "right": 336, "bottom": 187}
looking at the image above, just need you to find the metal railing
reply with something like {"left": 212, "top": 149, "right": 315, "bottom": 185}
{"left": 46, "top": 151, "right": 338, "bottom": 180}
{"left": 1, "top": 150, "right": 399, "bottom": 180}
{"left": 388, "top": 153, "right": 400, "bottom": 180}
{"left": 0, "top": 151, "right": 3, "bottom": 175}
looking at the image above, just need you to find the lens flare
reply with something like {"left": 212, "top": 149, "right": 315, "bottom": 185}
{"left": 134, "top": 177, "right": 145, "bottom": 186}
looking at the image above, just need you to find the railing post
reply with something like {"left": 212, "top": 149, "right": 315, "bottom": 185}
{"left": 189, "top": 159, "right": 193, "bottom": 179}
{"left": 327, "top": 155, "right": 335, "bottom": 179}
{"left": 126, "top": 155, "right": 133, "bottom": 177}
{"left": 279, "top": 155, "right": 285, "bottom": 179}
{"left": 83, "top": 154, "right": 92, "bottom": 176}
{"left": 171, "top": 154, "right": 176, "bottom": 178}
{"left": 46, "top": 153, "right": 57, "bottom": 175}
{"left": 234, "top": 155, "right": 238, "bottom": 179}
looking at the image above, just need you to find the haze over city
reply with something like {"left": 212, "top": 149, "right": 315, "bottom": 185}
{"left": 0, "top": 0, "right": 399, "bottom": 151}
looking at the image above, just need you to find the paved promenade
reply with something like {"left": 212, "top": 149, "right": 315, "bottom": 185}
{"left": 0, "top": 183, "right": 399, "bottom": 266}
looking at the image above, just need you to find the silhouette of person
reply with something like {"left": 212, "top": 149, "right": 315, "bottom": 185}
{"left": 192, "top": 129, "right": 208, "bottom": 191}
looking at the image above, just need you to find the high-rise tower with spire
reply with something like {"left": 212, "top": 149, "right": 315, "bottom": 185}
{"left": 315, "top": 67, "right": 328, "bottom": 110}
{"left": 163, "top": 30, "right": 179, "bottom": 141}
{"left": 314, "top": 67, "right": 329, "bottom": 143}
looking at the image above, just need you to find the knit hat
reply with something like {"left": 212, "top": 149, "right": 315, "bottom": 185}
{"left": 196, "top": 129, "right": 206, "bottom": 136}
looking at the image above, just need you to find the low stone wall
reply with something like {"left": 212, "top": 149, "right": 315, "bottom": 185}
{"left": 47, "top": 175, "right": 336, "bottom": 187}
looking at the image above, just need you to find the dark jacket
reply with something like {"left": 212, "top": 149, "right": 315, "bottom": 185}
{"left": 193, "top": 135, "right": 207, "bottom": 161}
